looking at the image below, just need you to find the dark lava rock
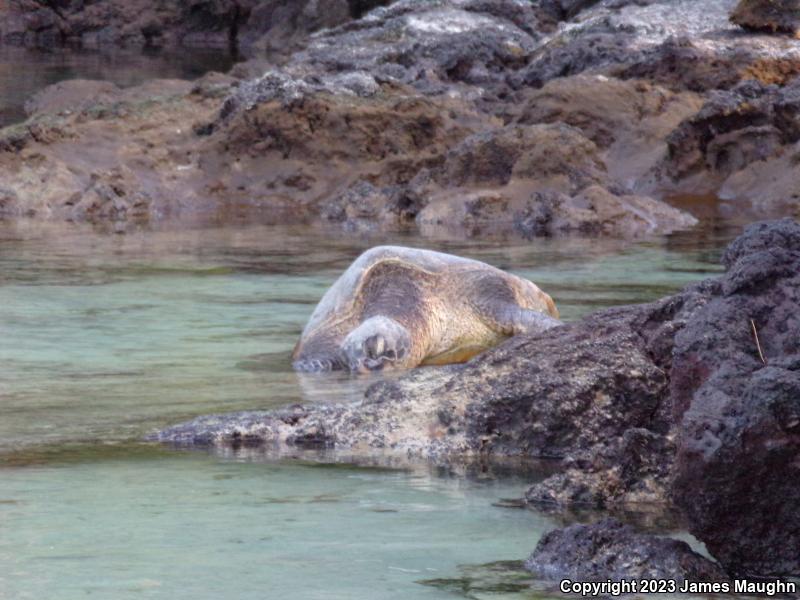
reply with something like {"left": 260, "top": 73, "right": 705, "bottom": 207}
{"left": 0, "top": 0, "right": 393, "bottom": 53}
{"left": 731, "top": 0, "right": 800, "bottom": 36}
{"left": 295, "top": 0, "right": 543, "bottom": 91}
{"left": 662, "top": 79, "right": 796, "bottom": 183}
{"left": 526, "top": 518, "right": 729, "bottom": 582}
{"left": 513, "top": 0, "right": 800, "bottom": 98}
{"left": 514, "top": 0, "right": 738, "bottom": 89}
{"left": 670, "top": 218, "right": 800, "bottom": 576}
{"left": 616, "top": 36, "right": 800, "bottom": 93}
{"left": 517, "top": 31, "right": 640, "bottom": 89}
{"left": 526, "top": 219, "right": 800, "bottom": 576}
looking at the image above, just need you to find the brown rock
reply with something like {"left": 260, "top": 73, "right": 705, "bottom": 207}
{"left": 515, "top": 74, "right": 704, "bottom": 185}
{"left": 0, "top": 78, "right": 220, "bottom": 222}
{"left": 415, "top": 123, "right": 697, "bottom": 238}
{"left": 0, "top": 74, "right": 493, "bottom": 225}
{"left": 656, "top": 77, "right": 800, "bottom": 214}
{"left": 203, "top": 78, "right": 491, "bottom": 215}
{"left": 731, "top": 0, "right": 800, "bottom": 37}
{"left": 1, "top": 71, "right": 698, "bottom": 236}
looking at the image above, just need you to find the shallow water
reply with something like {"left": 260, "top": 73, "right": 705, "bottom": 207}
{"left": 0, "top": 217, "right": 736, "bottom": 599}
{"left": 0, "top": 221, "right": 731, "bottom": 453}
{"left": 0, "top": 46, "right": 234, "bottom": 127}
{"left": 0, "top": 447, "right": 556, "bottom": 600}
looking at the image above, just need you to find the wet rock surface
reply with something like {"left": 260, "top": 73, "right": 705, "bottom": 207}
{"left": 526, "top": 517, "right": 729, "bottom": 582}
{"left": 0, "top": 77, "right": 216, "bottom": 221}
{"left": 410, "top": 121, "right": 697, "bottom": 237}
{"left": 152, "top": 218, "right": 800, "bottom": 576}
{"left": 23, "top": 80, "right": 122, "bottom": 116}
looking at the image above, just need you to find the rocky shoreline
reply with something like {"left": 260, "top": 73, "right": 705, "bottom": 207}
{"left": 153, "top": 217, "right": 800, "bottom": 579}
{"left": 1, "top": 0, "right": 798, "bottom": 236}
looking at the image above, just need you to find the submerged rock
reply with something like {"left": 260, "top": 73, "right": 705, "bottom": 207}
{"left": 526, "top": 518, "right": 728, "bottom": 582}
{"left": 419, "top": 560, "right": 537, "bottom": 597}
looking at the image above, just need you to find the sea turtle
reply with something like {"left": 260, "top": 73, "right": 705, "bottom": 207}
{"left": 292, "top": 246, "right": 561, "bottom": 373}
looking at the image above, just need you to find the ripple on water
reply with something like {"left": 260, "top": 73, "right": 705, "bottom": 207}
{"left": 0, "top": 446, "right": 561, "bottom": 600}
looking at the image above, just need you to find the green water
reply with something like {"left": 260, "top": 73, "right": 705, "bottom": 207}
{"left": 0, "top": 449, "right": 555, "bottom": 600}
{"left": 0, "top": 219, "right": 733, "bottom": 599}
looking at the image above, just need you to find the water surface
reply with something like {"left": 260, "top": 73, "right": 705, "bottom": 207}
{"left": 0, "top": 447, "right": 557, "bottom": 600}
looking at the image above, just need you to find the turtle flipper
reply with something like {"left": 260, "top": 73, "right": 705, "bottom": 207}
{"left": 340, "top": 316, "right": 413, "bottom": 373}
{"left": 484, "top": 303, "right": 562, "bottom": 336}
{"left": 292, "top": 356, "right": 342, "bottom": 372}
{"left": 511, "top": 308, "right": 562, "bottom": 335}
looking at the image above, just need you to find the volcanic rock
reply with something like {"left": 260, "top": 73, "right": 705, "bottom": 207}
{"left": 526, "top": 518, "right": 729, "bottom": 583}
{"left": 731, "top": 0, "right": 800, "bottom": 37}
